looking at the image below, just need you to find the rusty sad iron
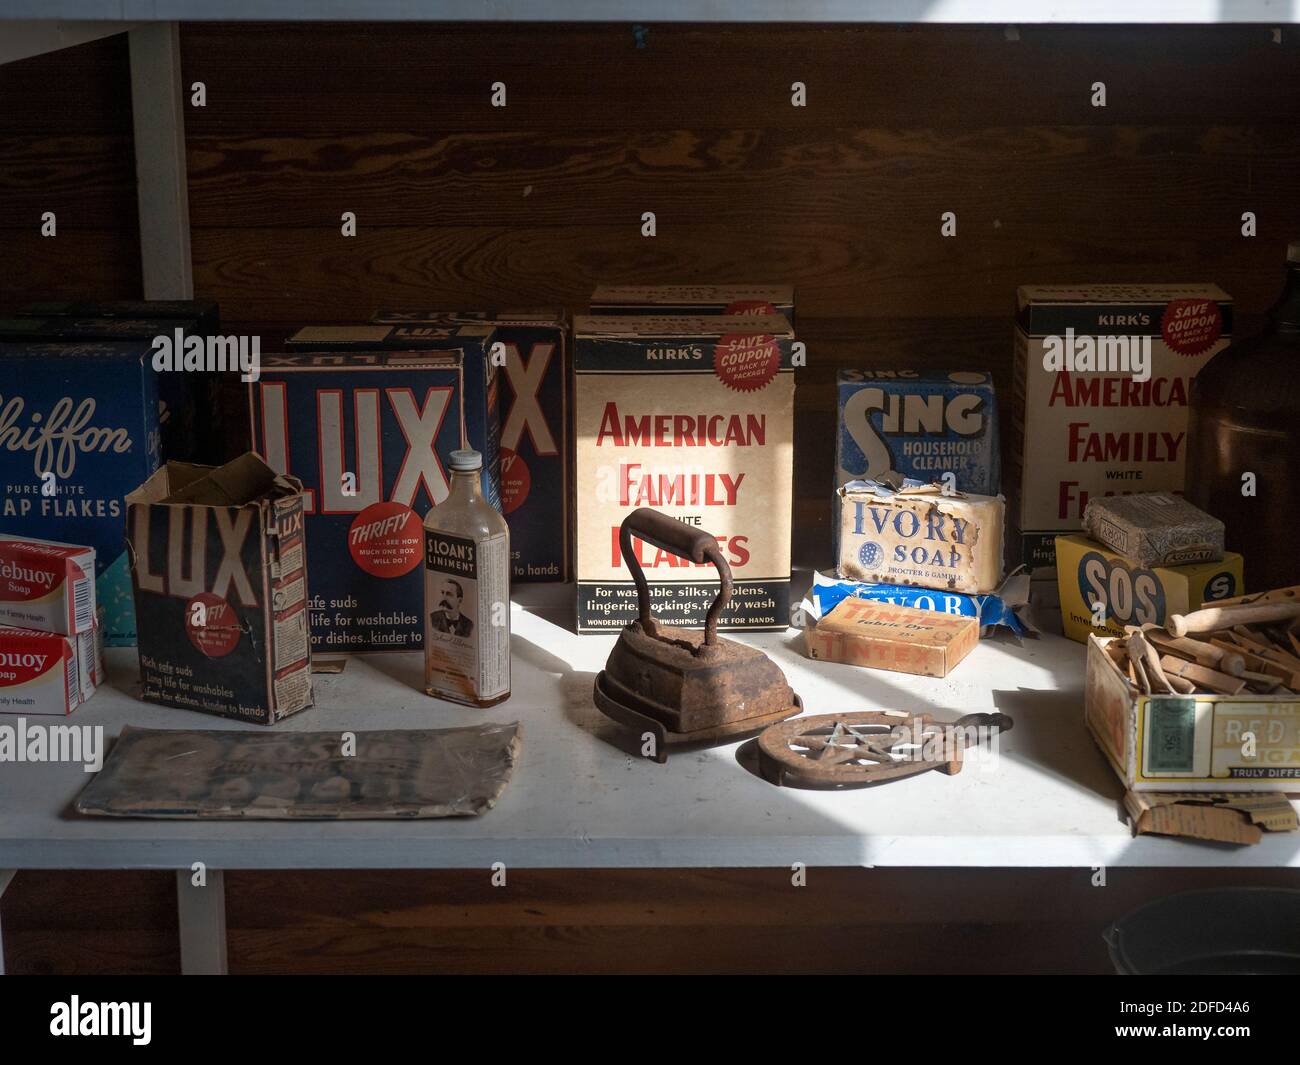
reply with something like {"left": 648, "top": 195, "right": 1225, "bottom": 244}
{"left": 593, "top": 508, "right": 801, "bottom": 763}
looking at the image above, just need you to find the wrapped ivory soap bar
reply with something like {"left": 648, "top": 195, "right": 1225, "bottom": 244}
{"left": 1082, "top": 492, "right": 1224, "bottom": 568}
{"left": 837, "top": 480, "right": 1004, "bottom": 594}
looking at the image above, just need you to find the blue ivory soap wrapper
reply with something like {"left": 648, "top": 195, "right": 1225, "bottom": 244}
{"left": 807, "top": 569, "right": 1033, "bottom": 639}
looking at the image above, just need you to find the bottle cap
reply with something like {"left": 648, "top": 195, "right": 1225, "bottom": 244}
{"left": 1289, "top": 240, "right": 1300, "bottom": 265}
{"left": 448, "top": 448, "right": 482, "bottom": 471}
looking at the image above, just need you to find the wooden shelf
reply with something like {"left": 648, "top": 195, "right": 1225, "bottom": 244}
{"left": 1, "top": 2, "right": 1297, "bottom": 25}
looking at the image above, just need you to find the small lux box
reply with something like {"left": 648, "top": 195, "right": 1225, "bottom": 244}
{"left": 1054, "top": 533, "right": 1243, "bottom": 642}
{"left": 590, "top": 284, "right": 794, "bottom": 323}
{"left": 1011, "top": 284, "right": 1232, "bottom": 569}
{"left": 1082, "top": 491, "right": 1224, "bottom": 567}
{"left": 805, "top": 597, "right": 978, "bottom": 678}
{"left": 574, "top": 314, "right": 795, "bottom": 632}
{"left": 371, "top": 309, "right": 571, "bottom": 582}
{"left": 127, "top": 454, "right": 312, "bottom": 724}
{"left": 0, "top": 535, "right": 96, "bottom": 635}
{"left": 1087, "top": 634, "right": 1300, "bottom": 791}
{"left": 0, "top": 624, "right": 96, "bottom": 716}
{"left": 0, "top": 340, "right": 161, "bottom": 646}
{"left": 837, "top": 482, "right": 1004, "bottom": 594}
{"left": 250, "top": 351, "right": 469, "bottom": 652}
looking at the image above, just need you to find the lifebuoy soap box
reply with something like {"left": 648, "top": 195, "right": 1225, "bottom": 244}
{"left": 370, "top": 309, "right": 571, "bottom": 583}
{"left": 0, "top": 536, "right": 96, "bottom": 635}
{"left": 1011, "top": 284, "right": 1232, "bottom": 570}
{"left": 0, "top": 624, "right": 98, "bottom": 716}
{"left": 250, "top": 351, "right": 468, "bottom": 652}
{"left": 126, "top": 453, "right": 313, "bottom": 724}
{"left": 0, "top": 341, "right": 160, "bottom": 647}
{"left": 574, "top": 314, "right": 795, "bottom": 633}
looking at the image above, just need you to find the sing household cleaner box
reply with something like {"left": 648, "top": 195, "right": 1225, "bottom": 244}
{"left": 250, "top": 351, "right": 468, "bottom": 652}
{"left": 127, "top": 454, "right": 312, "bottom": 723}
{"left": 0, "top": 341, "right": 161, "bottom": 646}
{"left": 371, "top": 309, "right": 571, "bottom": 583}
{"left": 574, "top": 314, "right": 795, "bottom": 633}
{"left": 835, "top": 370, "right": 1000, "bottom": 551}
{"left": 1011, "top": 285, "right": 1232, "bottom": 570}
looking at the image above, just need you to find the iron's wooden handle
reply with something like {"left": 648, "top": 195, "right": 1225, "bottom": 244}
{"left": 1166, "top": 602, "right": 1300, "bottom": 638}
{"left": 618, "top": 508, "right": 732, "bottom": 646}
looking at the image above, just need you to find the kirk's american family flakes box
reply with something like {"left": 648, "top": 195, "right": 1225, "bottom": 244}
{"left": 371, "top": 309, "right": 570, "bottom": 582}
{"left": 127, "top": 454, "right": 312, "bottom": 723}
{"left": 250, "top": 350, "right": 476, "bottom": 652}
{"left": 1011, "top": 284, "right": 1232, "bottom": 569}
{"left": 0, "top": 341, "right": 161, "bottom": 645}
{"left": 573, "top": 314, "right": 795, "bottom": 632}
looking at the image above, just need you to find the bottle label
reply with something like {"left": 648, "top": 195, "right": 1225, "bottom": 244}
{"left": 423, "top": 529, "right": 509, "bottom": 702}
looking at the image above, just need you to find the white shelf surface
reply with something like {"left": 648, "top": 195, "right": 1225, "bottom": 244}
{"left": 3, "top": 581, "right": 1298, "bottom": 872}
{"left": 0, "top": 2, "right": 1296, "bottom": 24}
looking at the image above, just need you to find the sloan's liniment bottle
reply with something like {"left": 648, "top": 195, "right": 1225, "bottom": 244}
{"left": 423, "top": 449, "right": 511, "bottom": 706}
{"left": 1187, "top": 241, "right": 1300, "bottom": 590}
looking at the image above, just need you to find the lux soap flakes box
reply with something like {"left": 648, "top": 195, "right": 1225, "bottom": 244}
{"left": 250, "top": 351, "right": 467, "bottom": 652}
{"left": 0, "top": 341, "right": 161, "bottom": 645}
{"left": 371, "top": 309, "right": 571, "bottom": 583}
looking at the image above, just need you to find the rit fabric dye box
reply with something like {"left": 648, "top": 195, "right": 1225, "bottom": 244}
{"left": 3, "top": 301, "right": 221, "bottom": 464}
{"left": 0, "top": 341, "right": 160, "bottom": 646}
{"left": 371, "top": 309, "right": 570, "bottom": 583}
{"left": 250, "top": 351, "right": 472, "bottom": 652}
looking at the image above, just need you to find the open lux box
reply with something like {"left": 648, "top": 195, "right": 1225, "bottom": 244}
{"left": 1086, "top": 634, "right": 1300, "bottom": 792}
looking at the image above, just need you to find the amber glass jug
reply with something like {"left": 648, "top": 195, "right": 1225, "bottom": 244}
{"left": 1186, "top": 242, "right": 1300, "bottom": 590}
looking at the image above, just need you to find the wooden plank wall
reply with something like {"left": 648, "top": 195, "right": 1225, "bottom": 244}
{"left": 3, "top": 23, "right": 1300, "bottom": 974}
{"left": 5, "top": 23, "right": 1300, "bottom": 534}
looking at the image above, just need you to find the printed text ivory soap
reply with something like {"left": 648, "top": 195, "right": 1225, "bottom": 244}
{"left": 574, "top": 314, "right": 794, "bottom": 632}
{"left": 837, "top": 482, "right": 1004, "bottom": 594}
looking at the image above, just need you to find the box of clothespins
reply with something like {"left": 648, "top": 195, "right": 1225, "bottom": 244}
{"left": 1086, "top": 586, "right": 1300, "bottom": 792}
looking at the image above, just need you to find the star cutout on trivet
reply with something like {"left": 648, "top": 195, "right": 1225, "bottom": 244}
{"left": 757, "top": 711, "right": 1013, "bottom": 789}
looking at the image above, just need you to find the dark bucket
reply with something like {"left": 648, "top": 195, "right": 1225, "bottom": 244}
{"left": 1106, "top": 888, "right": 1300, "bottom": 975}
